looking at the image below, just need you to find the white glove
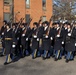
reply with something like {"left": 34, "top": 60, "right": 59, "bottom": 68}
{"left": 62, "top": 41, "right": 64, "bottom": 44}
{"left": 2, "top": 32, "right": 4, "bottom": 35}
{"left": 37, "top": 38, "right": 39, "bottom": 41}
{"left": 33, "top": 35, "right": 37, "bottom": 38}
{"left": 22, "top": 34, "right": 25, "bottom": 37}
{"left": 75, "top": 43, "right": 76, "bottom": 46}
{"left": 68, "top": 33, "right": 71, "bottom": 36}
{"left": 12, "top": 45, "right": 16, "bottom": 48}
{"left": 51, "top": 37, "right": 53, "bottom": 40}
{"left": 45, "top": 35, "right": 48, "bottom": 38}
{"left": 26, "top": 38, "right": 28, "bottom": 41}
{"left": 57, "top": 35, "right": 60, "bottom": 37}
{"left": 17, "top": 37, "right": 19, "bottom": 40}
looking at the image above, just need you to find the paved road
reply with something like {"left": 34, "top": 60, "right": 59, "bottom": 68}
{"left": 0, "top": 55, "right": 76, "bottom": 75}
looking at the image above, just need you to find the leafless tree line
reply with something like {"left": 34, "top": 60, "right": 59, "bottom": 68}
{"left": 53, "top": 0, "right": 76, "bottom": 21}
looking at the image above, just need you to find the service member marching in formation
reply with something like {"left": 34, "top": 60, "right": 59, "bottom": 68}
{"left": 4, "top": 23, "right": 13, "bottom": 65}
{"left": 65, "top": 23, "right": 76, "bottom": 62}
{"left": 21, "top": 23, "right": 26, "bottom": 57}
{"left": 42, "top": 21, "right": 52, "bottom": 59}
{"left": 24, "top": 19, "right": 32, "bottom": 56}
{"left": 53, "top": 22, "right": 63, "bottom": 61}
{"left": 11, "top": 23, "right": 17, "bottom": 60}
{"left": 0, "top": 21, "right": 7, "bottom": 56}
{"left": 31, "top": 22, "right": 39, "bottom": 59}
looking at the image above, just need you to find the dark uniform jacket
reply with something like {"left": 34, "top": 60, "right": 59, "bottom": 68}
{"left": 31, "top": 27, "right": 39, "bottom": 50}
{"left": 0, "top": 25, "right": 6, "bottom": 48}
{"left": 24, "top": 27, "right": 31, "bottom": 50}
{"left": 15, "top": 27, "right": 22, "bottom": 49}
{"left": 61, "top": 27, "right": 68, "bottom": 42}
{"left": 65, "top": 28, "right": 76, "bottom": 51}
{"left": 21, "top": 27, "right": 31, "bottom": 49}
{"left": 21, "top": 27, "right": 26, "bottom": 48}
{"left": 4, "top": 29, "right": 12, "bottom": 55}
{"left": 11, "top": 28, "right": 17, "bottom": 53}
{"left": 42, "top": 27, "right": 51, "bottom": 51}
{"left": 54, "top": 27, "right": 63, "bottom": 50}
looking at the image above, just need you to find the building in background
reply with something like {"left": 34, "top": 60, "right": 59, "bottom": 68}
{"left": 0, "top": 0, "right": 53, "bottom": 28}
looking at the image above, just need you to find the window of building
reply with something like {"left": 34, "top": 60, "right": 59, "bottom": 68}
{"left": 26, "top": 0, "right": 30, "bottom": 9}
{"left": 42, "top": 0, "right": 46, "bottom": 10}
{"left": 42, "top": 16, "right": 46, "bottom": 22}
{"left": 4, "top": 13, "right": 10, "bottom": 22}
{"left": 25, "top": 14, "right": 30, "bottom": 23}
{"left": 4, "top": 0, "right": 13, "bottom": 5}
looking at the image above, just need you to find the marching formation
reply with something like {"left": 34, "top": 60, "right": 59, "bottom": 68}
{"left": 0, "top": 18, "right": 76, "bottom": 65}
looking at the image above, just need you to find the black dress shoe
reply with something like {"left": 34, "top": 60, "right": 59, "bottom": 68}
{"left": 52, "top": 55, "right": 55, "bottom": 58}
{"left": 12, "top": 59, "right": 16, "bottom": 62}
{"left": 32, "top": 57, "right": 35, "bottom": 59}
{"left": 4, "top": 62, "right": 9, "bottom": 65}
{"left": 0, "top": 54, "right": 4, "bottom": 57}
{"left": 64, "top": 56, "right": 66, "bottom": 59}
{"left": 26, "top": 54, "right": 30, "bottom": 56}
{"left": 70, "top": 59, "right": 74, "bottom": 61}
{"left": 65, "top": 59, "right": 69, "bottom": 63}
{"left": 21, "top": 55, "right": 25, "bottom": 58}
{"left": 54, "top": 58, "right": 58, "bottom": 61}
{"left": 47, "top": 57, "right": 50, "bottom": 59}
{"left": 42, "top": 57, "right": 46, "bottom": 60}
{"left": 58, "top": 57, "right": 62, "bottom": 60}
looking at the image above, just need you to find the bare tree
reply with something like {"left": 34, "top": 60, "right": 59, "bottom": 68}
{"left": 53, "top": 0, "right": 76, "bottom": 21}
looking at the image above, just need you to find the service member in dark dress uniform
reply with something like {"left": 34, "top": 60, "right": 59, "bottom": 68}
{"left": 61, "top": 22, "right": 68, "bottom": 58}
{"left": 49, "top": 22, "right": 57, "bottom": 57}
{"left": 11, "top": 23, "right": 17, "bottom": 59}
{"left": 74, "top": 22, "right": 76, "bottom": 53}
{"left": 50, "top": 22, "right": 57, "bottom": 57}
{"left": 0, "top": 21, "right": 7, "bottom": 56}
{"left": 73, "top": 23, "right": 76, "bottom": 57}
{"left": 24, "top": 23, "right": 31, "bottom": 56}
{"left": 20, "top": 23, "right": 31, "bottom": 57}
{"left": 31, "top": 22, "right": 39, "bottom": 59}
{"left": 37, "top": 22, "right": 44, "bottom": 57}
{"left": 21, "top": 23, "right": 26, "bottom": 57}
{"left": 42, "top": 21, "right": 52, "bottom": 59}
{"left": 54, "top": 22, "right": 63, "bottom": 61}
{"left": 4, "top": 23, "right": 13, "bottom": 65}
{"left": 15, "top": 23, "right": 22, "bottom": 57}
{"left": 65, "top": 23, "right": 76, "bottom": 62}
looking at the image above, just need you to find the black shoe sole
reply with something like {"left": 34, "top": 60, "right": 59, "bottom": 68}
{"left": 54, "top": 58, "right": 58, "bottom": 61}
